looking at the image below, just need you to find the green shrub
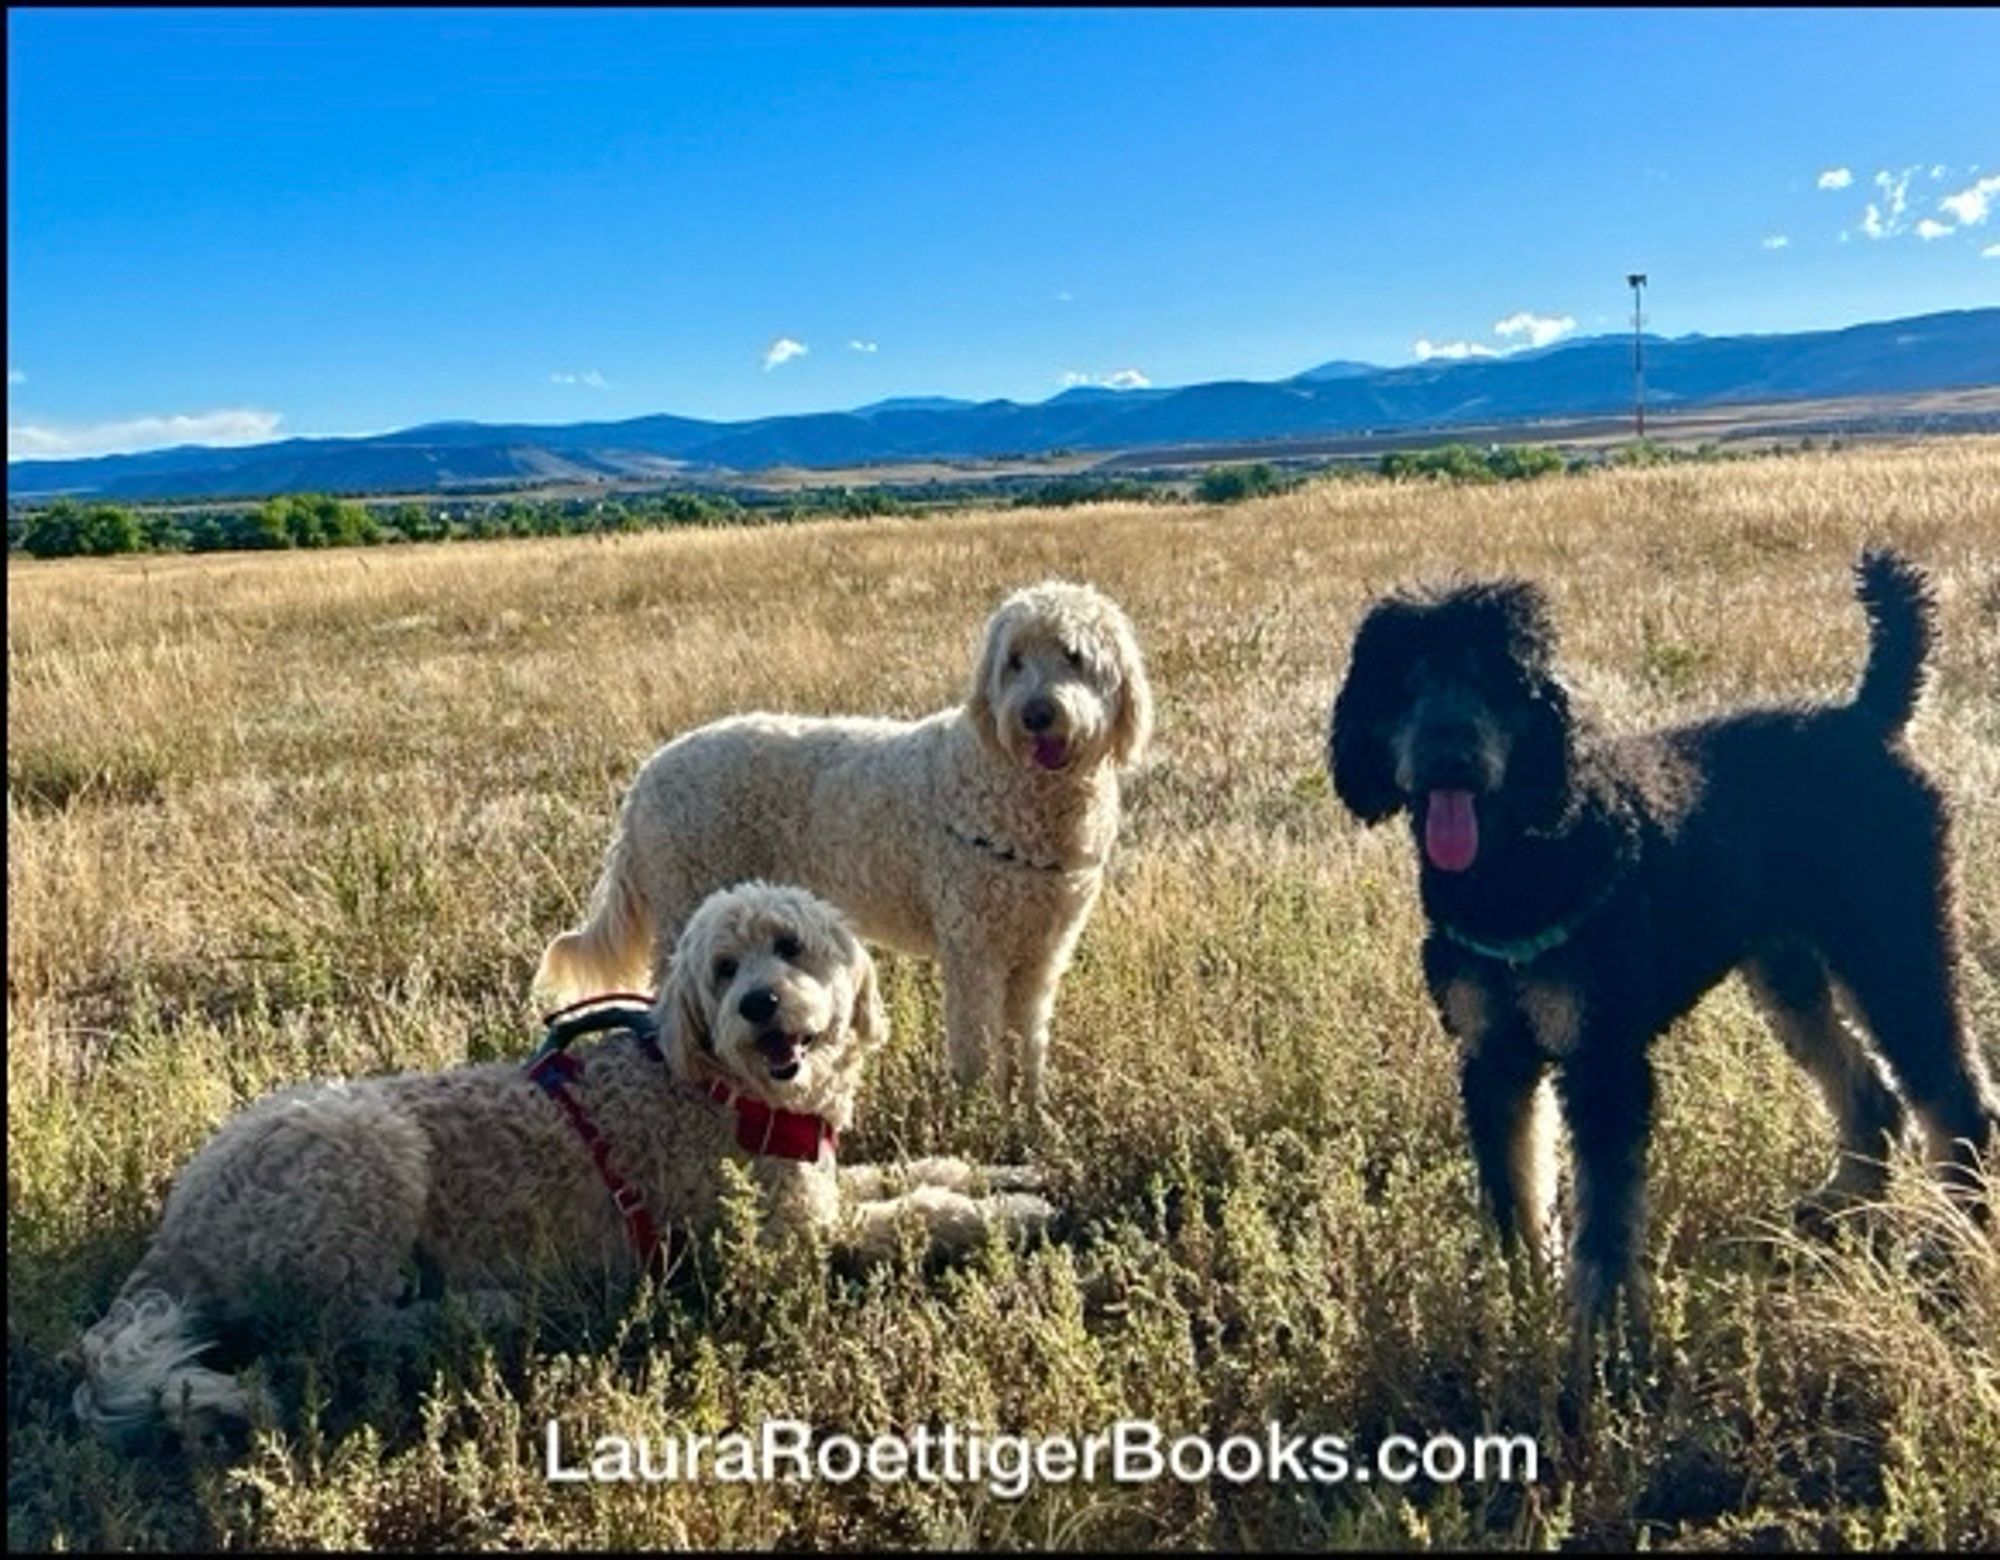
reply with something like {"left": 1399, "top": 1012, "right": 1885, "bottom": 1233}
{"left": 1197, "top": 463, "right": 1286, "bottom": 504}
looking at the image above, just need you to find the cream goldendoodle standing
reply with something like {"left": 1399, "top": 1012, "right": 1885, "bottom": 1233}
{"left": 537, "top": 580, "right": 1153, "bottom": 1116}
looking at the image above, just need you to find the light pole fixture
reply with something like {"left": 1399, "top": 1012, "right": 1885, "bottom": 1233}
{"left": 1627, "top": 272, "right": 1648, "bottom": 440}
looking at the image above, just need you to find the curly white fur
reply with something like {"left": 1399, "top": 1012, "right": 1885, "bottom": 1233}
{"left": 536, "top": 579, "right": 1153, "bottom": 1118}
{"left": 75, "top": 883, "right": 1052, "bottom": 1438}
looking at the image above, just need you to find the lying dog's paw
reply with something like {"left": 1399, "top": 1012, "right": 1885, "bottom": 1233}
{"left": 981, "top": 1164, "right": 1048, "bottom": 1195}
{"left": 993, "top": 1192, "right": 1059, "bottom": 1241}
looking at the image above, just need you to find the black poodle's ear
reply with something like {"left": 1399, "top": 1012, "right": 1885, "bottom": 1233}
{"left": 1511, "top": 670, "right": 1577, "bottom": 832}
{"left": 1328, "top": 598, "right": 1417, "bottom": 824}
{"left": 1483, "top": 579, "right": 1575, "bottom": 830}
{"left": 1492, "top": 578, "right": 1561, "bottom": 677}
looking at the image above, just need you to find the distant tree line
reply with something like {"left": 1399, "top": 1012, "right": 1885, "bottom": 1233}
{"left": 5, "top": 475, "right": 1198, "bottom": 558}
{"left": 8, "top": 440, "right": 1769, "bottom": 558}
{"left": 1376, "top": 443, "right": 1568, "bottom": 482}
{"left": 6, "top": 490, "right": 762, "bottom": 559}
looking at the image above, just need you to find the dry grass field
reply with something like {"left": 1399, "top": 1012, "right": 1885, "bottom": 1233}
{"left": 8, "top": 440, "right": 2000, "bottom": 1550}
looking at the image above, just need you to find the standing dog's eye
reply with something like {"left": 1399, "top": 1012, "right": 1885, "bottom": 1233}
{"left": 774, "top": 933, "right": 802, "bottom": 960}
{"left": 1064, "top": 647, "right": 1083, "bottom": 669}
{"left": 713, "top": 957, "right": 738, "bottom": 987}
{"left": 1005, "top": 651, "right": 1022, "bottom": 674}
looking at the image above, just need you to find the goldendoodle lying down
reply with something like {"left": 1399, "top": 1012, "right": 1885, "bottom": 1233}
{"left": 75, "top": 882, "right": 1053, "bottom": 1437}
{"left": 536, "top": 579, "right": 1153, "bottom": 1118}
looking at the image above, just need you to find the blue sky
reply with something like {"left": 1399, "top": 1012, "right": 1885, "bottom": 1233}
{"left": 7, "top": 7, "right": 1997, "bottom": 459}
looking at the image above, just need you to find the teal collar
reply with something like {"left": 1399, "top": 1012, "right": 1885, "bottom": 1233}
{"left": 1433, "top": 865, "right": 1628, "bottom": 968}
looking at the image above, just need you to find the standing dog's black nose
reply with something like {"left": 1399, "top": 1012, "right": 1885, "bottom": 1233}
{"left": 737, "top": 988, "right": 780, "bottom": 1024}
{"left": 1022, "top": 697, "right": 1057, "bottom": 733}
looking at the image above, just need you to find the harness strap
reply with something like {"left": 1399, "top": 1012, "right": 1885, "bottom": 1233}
{"left": 527, "top": 1040, "right": 677, "bottom": 1278}
{"left": 524, "top": 992, "right": 838, "bottom": 1273}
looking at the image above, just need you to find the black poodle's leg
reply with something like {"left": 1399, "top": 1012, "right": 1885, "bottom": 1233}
{"left": 1429, "top": 956, "right": 1555, "bottom": 1261}
{"left": 1460, "top": 1037, "right": 1554, "bottom": 1261}
{"left": 1743, "top": 940, "right": 1906, "bottom": 1230}
{"left": 1555, "top": 1044, "right": 1654, "bottom": 1373}
{"left": 1816, "top": 852, "right": 2000, "bottom": 1210}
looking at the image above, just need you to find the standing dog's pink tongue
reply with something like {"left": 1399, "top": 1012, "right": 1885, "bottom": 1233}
{"left": 1425, "top": 790, "right": 1479, "bottom": 872}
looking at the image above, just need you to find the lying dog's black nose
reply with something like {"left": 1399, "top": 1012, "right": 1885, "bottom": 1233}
{"left": 1022, "top": 697, "right": 1056, "bottom": 733}
{"left": 737, "top": 988, "right": 779, "bottom": 1024}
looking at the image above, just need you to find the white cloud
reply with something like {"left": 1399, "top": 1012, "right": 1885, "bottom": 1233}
{"left": 7, "top": 408, "right": 283, "bottom": 460}
{"left": 6, "top": 368, "right": 24, "bottom": 386}
{"left": 847, "top": 339, "right": 878, "bottom": 353}
{"left": 1059, "top": 368, "right": 1152, "bottom": 390}
{"left": 762, "top": 337, "right": 808, "bottom": 370}
{"left": 1493, "top": 311, "right": 1578, "bottom": 348}
{"left": 1876, "top": 166, "right": 1916, "bottom": 223}
{"left": 1817, "top": 167, "right": 1853, "bottom": 190}
{"left": 1054, "top": 289, "right": 1075, "bottom": 303}
{"left": 1860, "top": 202, "right": 1887, "bottom": 241}
{"left": 1930, "top": 164, "right": 1948, "bottom": 180}
{"left": 1915, "top": 219, "right": 1955, "bottom": 241}
{"left": 549, "top": 369, "right": 608, "bottom": 388}
{"left": 1984, "top": 242, "right": 2000, "bottom": 260}
{"left": 1939, "top": 173, "right": 2000, "bottom": 227}
{"left": 1412, "top": 339, "right": 1499, "bottom": 361}
{"left": 1761, "top": 234, "right": 1791, "bottom": 250}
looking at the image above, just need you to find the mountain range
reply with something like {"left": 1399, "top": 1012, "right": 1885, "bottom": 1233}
{"left": 11, "top": 308, "right": 1998, "bottom": 502}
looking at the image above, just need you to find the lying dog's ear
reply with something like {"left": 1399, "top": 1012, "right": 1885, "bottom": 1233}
{"left": 1108, "top": 608, "right": 1155, "bottom": 767}
{"left": 848, "top": 945, "right": 890, "bottom": 1054}
{"left": 662, "top": 951, "right": 715, "bottom": 1059}
{"left": 1328, "top": 597, "right": 1417, "bottom": 823}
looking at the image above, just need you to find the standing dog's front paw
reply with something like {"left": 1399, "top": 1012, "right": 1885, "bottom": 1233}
{"left": 947, "top": 1035, "right": 989, "bottom": 1090}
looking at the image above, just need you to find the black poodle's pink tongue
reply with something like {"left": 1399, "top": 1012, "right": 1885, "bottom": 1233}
{"left": 1425, "top": 789, "right": 1479, "bottom": 872}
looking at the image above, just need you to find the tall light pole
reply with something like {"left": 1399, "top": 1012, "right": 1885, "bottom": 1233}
{"left": 1627, "top": 272, "right": 1648, "bottom": 440}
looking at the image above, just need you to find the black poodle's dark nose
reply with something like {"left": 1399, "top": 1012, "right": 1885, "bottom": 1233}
{"left": 1022, "top": 697, "right": 1057, "bottom": 733}
{"left": 737, "top": 988, "right": 779, "bottom": 1025}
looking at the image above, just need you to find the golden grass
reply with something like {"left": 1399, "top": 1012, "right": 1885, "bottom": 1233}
{"left": 8, "top": 440, "right": 2000, "bottom": 1549}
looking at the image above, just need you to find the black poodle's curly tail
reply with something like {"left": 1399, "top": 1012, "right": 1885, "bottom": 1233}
{"left": 1851, "top": 549, "right": 1935, "bottom": 732}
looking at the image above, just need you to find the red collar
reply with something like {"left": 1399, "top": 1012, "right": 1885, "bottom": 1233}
{"left": 701, "top": 1078, "right": 839, "bottom": 1163}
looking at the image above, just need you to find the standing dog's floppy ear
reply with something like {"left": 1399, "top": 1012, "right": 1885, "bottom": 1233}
{"left": 966, "top": 599, "right": 1013, "bottom": 757}
{"left": 1491, "top": 580, "right": 1577, "bottom": 833}
{"left": 1328, "top": 597, "right": 1418, "bottom": 824}
{"left": 1107, "top": 604, "right": 1155, "bottom": 767}
{"left": 1512, "top": 670, "right": 1577, "bottom": 832}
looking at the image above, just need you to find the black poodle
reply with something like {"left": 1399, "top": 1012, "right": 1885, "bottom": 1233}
{"left": 1327, "top": 549, "right": 1998, "bottom": 1350}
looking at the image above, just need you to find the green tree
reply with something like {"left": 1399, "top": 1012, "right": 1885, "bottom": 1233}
{"left": 20, "top": 500, "right": 84, "bottom": 557}
{"left": 1197, "top": 463, "right": 1283, "bottom": 503}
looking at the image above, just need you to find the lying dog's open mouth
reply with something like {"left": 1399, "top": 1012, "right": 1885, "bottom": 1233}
{"left": 754, "top": 1029, "right": 820, "bottom": 1082}
{"left": 1030, "top": 734, "right": 1072, "bottom": 772}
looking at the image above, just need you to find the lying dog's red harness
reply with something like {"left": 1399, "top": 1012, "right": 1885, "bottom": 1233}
{"left": 528, "top": 993, "right": 838, "bottom": 1276}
